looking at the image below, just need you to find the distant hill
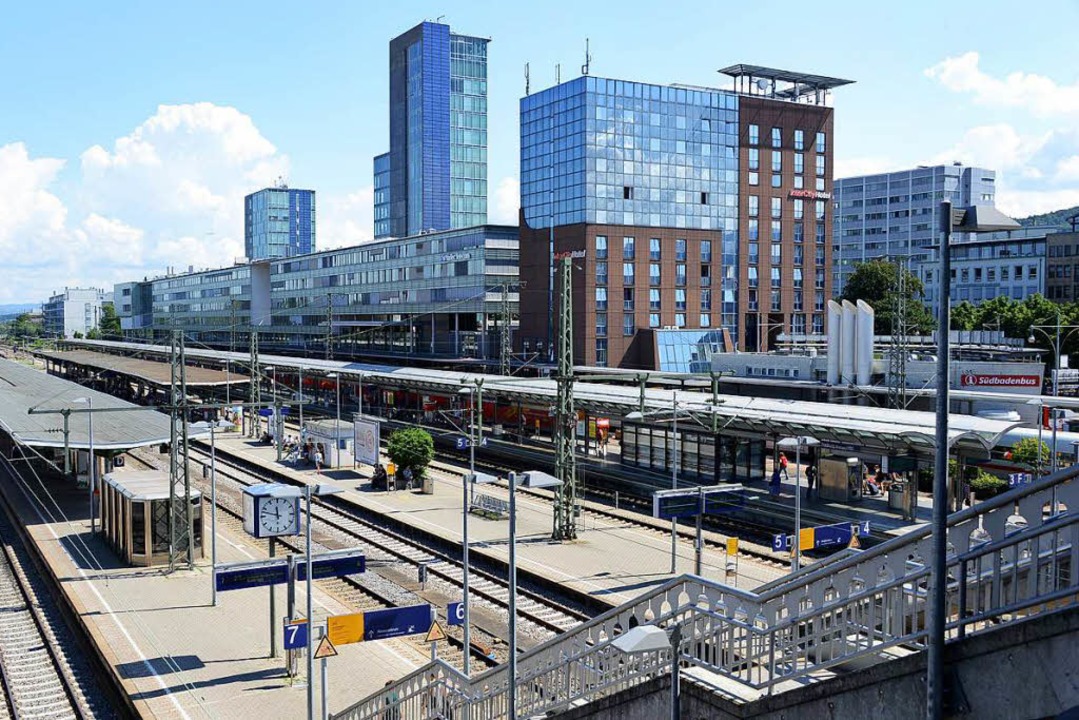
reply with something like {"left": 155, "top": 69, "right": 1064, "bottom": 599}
{"left": 0, "top": 304, "right": 38, "bottom": 319}
{"left": 1017, "top": 206, "right": 1079, "bottom": 231}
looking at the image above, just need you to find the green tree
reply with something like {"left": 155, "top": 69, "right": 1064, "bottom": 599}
{"left": 838, "top": 259, "right": 935, "bottom": 334}
{"left": 1010, "top": 437, "right": 1051, "bottom": 474}
{"left": 386, "top": 428, "right": 434, "bottom": 480}
{"left": 10, "top": 312, "right": 42, "bottom": 339}
{"left": 99, "top": 304, "right": 122, "bottom": 338}
{"left": 86, "top": 328, "right": 101, "bottom": 339}
{"left": 951, "top": 301, "right": 979, "bottom": 331}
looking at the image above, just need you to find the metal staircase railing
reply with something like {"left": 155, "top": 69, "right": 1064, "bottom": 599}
{"left": 335, "top": 466, "right": 1079, "bottom": 719}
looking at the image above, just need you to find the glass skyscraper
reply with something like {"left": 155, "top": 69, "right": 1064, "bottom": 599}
{"left": 375, "top": 20, "right": 488, "bottom": 239}
{"left": 244, "top": 187, "right": 316, "bottom": 260}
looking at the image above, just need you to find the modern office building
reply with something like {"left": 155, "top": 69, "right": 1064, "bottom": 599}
{"left": 114, "top": 281, "right": 153, "bottom": 334}
{"left": 921, "top": 227, "right": 1049, "bottom": 310}
{"left": 42, "top": 287, "right": 109, "bottom": 338}
{"left": 244, "top": 185, "right": 316, "bottom": 260}
{"left": 374, "top": 20, "right": 489, "bottom": 239}
{"left": 517, "top": 66, "right": 851, "bottom": 369}
{"left": 1045, "top": 219, "right": 1079, "bottom": 303}
{"left": 127, "top": 225, "right": 518, "bottom": 362}
{"left": 833, "top": 163, "right": 996, "bottom": 296}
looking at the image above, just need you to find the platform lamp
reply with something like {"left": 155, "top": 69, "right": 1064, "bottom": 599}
{"left": 72, "top": 396, "right": 95, "bottom": 534}
{"left": 929, "top": 202, "right": 1019, "bottom": 720}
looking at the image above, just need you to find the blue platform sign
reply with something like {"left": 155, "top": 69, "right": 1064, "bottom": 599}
{"left": 215, "top": 561, "right": 289, "bottom": 592}
{"left": 283, "top": 620, "right": 308, "bottom": 650}
{"left": 363, "top": 604, "right": 433, "bottom": 642}
{"left": 447, "top": 601, "right": 465, "bottom": 627}
{"left": 455, "top": 436, "right": 488, "bottom": 450}
{"left": 1008, "top": 472, "right": 1033, "bottom": 487}
{"left": 653, "top": 487, "right": 747, "bottom": 520}
{"left": 297, "top": 553, "right": 366, "bottom": 581}
{"left": 771, "top": 522, "right": 871, "bottom": 553}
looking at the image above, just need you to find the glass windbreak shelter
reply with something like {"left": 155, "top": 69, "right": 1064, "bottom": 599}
{"left": 101, "top": 470, "right": 204, "bottom": 567}
{"left": 621, "top": 420, "right": 765, "bottom": 484}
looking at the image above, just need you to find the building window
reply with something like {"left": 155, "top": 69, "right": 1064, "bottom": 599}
{"left": 749, "top": 124, "right": 759, "bottom": 145}
{"left": 772, "top": 150, "right": 782, "bottom": 172}
{"left": 650, "top": 288, "right": 661, "bottom": 310}
{"left": 815, "top": 290, "right": 825, "bottom": 311}
{"left": 675, "top": 239, "right": 687, "bottom": 261}
{"left": 675, "top": 264, "right": 687, "bottom": 286}
{"left": 816, "top": 223, "right": 826, "bottom": 244}
{"left": 623, "top": 186, "right": 633, "bottom": 200}
{"left": 987, "top": 268, "right": 996, "bottom": 282}
{"left": 771, "top": 197, "right": 782, "bottom": 219}
{"left": 749, "top": 242, "right": 759, "bottom": 264}
{"left": 701, "top": 288, "right": 712, "bottom": 310}
{"left": 596, "top": 235, "right": 608, "bottom": 259}
{"left": 700, "top": 313, "right": 711, "bottom": 327}
{"left": 794, "top": 153, "right": 804, "bottom": 175}
{"left": 816, "top": 177, "right": 825, "bottom": 192}
{"left": 771, "top": 127, "right": 781, "bottom": 148}
{"left": 596, "top": 288, "right": 608, "bottom": 310}
{"left": 596, "top": 313, "right": 607, "bottom": 337}
{"left": 675, "top": 313, "right": 686, "bottom": 328}
{"left": 650, "top": 238, "right": 662, "bottom": 261}
{"left": 816, "top": 132, "right": 826, "bottom": 153}
{"left": 701, "top": 264, "right": 711, "bottom": 286}
{"left": 1029, "top": 265, "right": 1038, "bottom": 279}
{"left": 771, "top": 221, "right": 782, "bottom": 242}
{"left": 748, "top": 288, "right": 759, "bottom": 310}
{"left": 771, "top": 266, "right": 781, "bottom": 288}
{"left": 771, "top": 290, "right": 781, "bottom": 311}
{"left": 749, "top": 148, "right": 759, "bottom": 170}
{"left": 793, "top": 268, "right": 804, "bottom": 288}
{"left": 1001, "top": 267, "right": 1010, "bottom": 280}
{"left": 749, "top": 172, "right": 759, "bottom": 186}
{"left": 794, "top": 222, "right": 805, "bottom": 243}
{"left": 623, "top": 236, "right": 635, "bottom": 260}
{"left": 794, "top": 246, "right": 804, "bottom": 266}
{"left": 623, "top": 263, "right": 635, "bottom": 285}
{"left": 676, "top": 289, "right": 687, "bottom": 311}
{"left": 749, "top": 220, "right": 759, "bottom": 241}
{"left": 650, "top": 263, "right": 661, "bottom": 286}
{"left": 794, "top": 290, "right": 804, "bottom": 311}
{"left": 749, "top": 195, "right": 759, "bottom": 217}
{"left": 794, "top": 129, "right": 804, "bottom": 150}
{"left": 974, "top": 268, "right": 983, "bottom": 282}
{"left": 624, "top": 288, "right": 635, "bottom": 311}
{"left": 623, "top": 314, "right": 635, "bottom": 336}
{"left": 748, "top": 267, "right": 758, "bottom": 287}
{"left": 772, "top": 174, "right": 782, "bottom": 188}
{"left": 815, "top": 268, "right": 825, "bottom": 288}
{"left": 596, "top": 262, "right": 608, "bottom": 286}
{"left": 596, "top": 339, "right": 608, "bottom": 366}
{"left": 816, "top": 200, "right": 826, "bottom": 220}
{"left": 816, "top": 155, "right": 825, "bottom": 177}
{"left": 794, "top": 175, "right": 804, "bottom": 190}
{"left": 649, "top": 313, "right": 660, "bottom": 328}
{"left": 701, "top": 240, "right": 712, "bottom": 263}
{"left": 700, "top": 192, "right": 709, "bottom": 205}
{"left": 793, "top": 198, "right": 804, "bottom": 220}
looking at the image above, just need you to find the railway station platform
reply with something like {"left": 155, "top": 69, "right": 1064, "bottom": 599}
{"left": 206, "top": 435, "right": 792, "bottom": 606}
{"left": 0, "top": 458, "right": 428, "bottom": 720}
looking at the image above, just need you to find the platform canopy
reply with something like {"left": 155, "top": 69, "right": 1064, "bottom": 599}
{"left": 36, "top": 349, "right": 247, "bottom": 388}
{"left": 0, "top": 359, "right": 190, "bottom": 451}
{"left": 68, "top": 339, "right": 1020, "bottom": 456}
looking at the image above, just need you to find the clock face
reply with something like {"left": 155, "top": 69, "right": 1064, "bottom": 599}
{"left": 259, "top": 497, "right": 297, "bottom": 535}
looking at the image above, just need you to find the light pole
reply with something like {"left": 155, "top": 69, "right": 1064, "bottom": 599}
{"left": 777, "top": 436, "right": 819, "bottom": 571}
{"left": 1029, "top": 315, "right": 1079, "bottom": 400}
{"left": 73, "top": 397, "right": 95, "bottom": 533}
{"left": 326, "top": 373, "right": 341, "bottom": 469}
{"left": 670, "top": 390, "right": 679, "bottom": 574}
{"left": 929, "top": 202, "right": 1019, "bottom": 720}
{"left": 223, "top": 358, "right": 231, "bottom": 409}
{"left": 305, "top": 483, "right": 343, "bottom": 720}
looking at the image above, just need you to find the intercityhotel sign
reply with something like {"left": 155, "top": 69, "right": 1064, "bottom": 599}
{"left": 960, "top": 373, "right": 1041, "bottom": 388}
{"left": 787, "top": 189, "right": 832, "bottom": 200}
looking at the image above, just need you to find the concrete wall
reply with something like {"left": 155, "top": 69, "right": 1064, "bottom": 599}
{"left": 555, "top": 608, "right": 1079, "bottom": 720}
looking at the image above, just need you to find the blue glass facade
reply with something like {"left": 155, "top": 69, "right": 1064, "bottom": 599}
{"left": 520, "top": 76, "right": 740, "bottom": 232}
{"left": 244, "top": 187, "right": 316, "bottom": 260}
{"left": 373, "top": 153, "right": 390, "bottom": 239}
{"left": 378, "top": 21, "right": 488, "bottom": 239}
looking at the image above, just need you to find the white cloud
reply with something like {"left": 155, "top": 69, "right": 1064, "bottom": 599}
{"left": 319, "top": 186, "right": 374, "bottom": 249}
{"left": 75, "top": 214, "right": 145, "bottom": 266}
{"left": 925, "top": 52, "right": 1079, "bottom": 119}
{"left": 491, "top": 176, "right": 520, "bottom": 225}
{"left": 0, "top": 143, "right": 68, "bottom": 253}
{"left": 926, "top": 124, "right": 1051, "bottom": 172}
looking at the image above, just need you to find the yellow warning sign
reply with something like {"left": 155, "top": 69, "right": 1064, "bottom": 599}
{"left": 798, "top": 527, "right": 815, "bottom": 552}
{"left": 424, "top": 620, "right": 447, "bottom": 643}
{"left": 848, "top": 533, "right": 862, "bottom": 550}
{"left": 314, "top": 636, "right": 338, "bottom": 659}
{"left": 328, "top": 612, "right": 365, "bottom": 646}
{"left": 726, "top": 538, "right": 739, "bottom": 556}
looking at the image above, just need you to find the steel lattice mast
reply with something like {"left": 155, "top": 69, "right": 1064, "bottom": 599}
{"left": 168, "top": 330, "right": 194, "bottom": 570}
{"left": 248, "top": 328, "right": 260, "bottom": 438}
{"left": 888, "top": 257, "right": 909, "bottom": 410}
{"left": 553, "top": 255, "right": 577, "bottom": 540}
{"left": 500, "top": 283, "right": 512, "bottom": 376}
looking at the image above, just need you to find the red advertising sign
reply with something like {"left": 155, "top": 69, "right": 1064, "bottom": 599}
{"left": 960, "top": 374, "right": 1040, "bottom": 388}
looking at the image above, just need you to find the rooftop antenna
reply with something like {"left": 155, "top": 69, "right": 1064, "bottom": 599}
{"left": 556, "top": 63, "right": 561, "bottom": 84}
{"left": 435, "top": 15, "right": 445, "bottom": 23}
{"left": 581, "top": 38, "right": 592, "bottom": 76}
{"left": 525, "top": 62, "right": 530, "bottom": 96}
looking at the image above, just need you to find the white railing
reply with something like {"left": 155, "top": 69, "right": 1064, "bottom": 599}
{"left": 335, "top": 467, "right": 1079, "bottom": 719}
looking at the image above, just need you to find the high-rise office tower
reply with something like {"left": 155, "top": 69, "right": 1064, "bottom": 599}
{"left": 374, "top": 20, "right": 489, "bottom": 239}
{"left": 518, "top": 67, "right": 851, "bottom": 369}
{"left": 244, "top": 185, "right": 316, "bottom": 260}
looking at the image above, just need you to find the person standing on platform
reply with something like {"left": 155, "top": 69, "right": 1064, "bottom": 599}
{"left": 778, "top": 452, "right": 790, "bottom": 481}
{"left": 805, "top": 462, "right": 817, "bottom": 501}
{"left": 769, "top": 466, "right": 782, "bottom": 497}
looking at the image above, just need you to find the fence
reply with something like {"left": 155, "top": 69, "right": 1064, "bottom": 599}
{"left": 335, "top": 465, "right": 1079, "bottom": 719}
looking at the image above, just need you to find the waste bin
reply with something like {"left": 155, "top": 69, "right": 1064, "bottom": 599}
{"left": 888, "top": 483, "right": 907, "bottom": 511}
{"left": 421, "top": 475, "right": 435, "bottom": 494}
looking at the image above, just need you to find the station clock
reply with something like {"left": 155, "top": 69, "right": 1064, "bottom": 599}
{"left": 242, "top": 484, "right": 302, "bottom": 538}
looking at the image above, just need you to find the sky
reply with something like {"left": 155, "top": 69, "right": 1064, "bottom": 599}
{"left": 3, "top": 0, "right": 1079, "bottom": 304}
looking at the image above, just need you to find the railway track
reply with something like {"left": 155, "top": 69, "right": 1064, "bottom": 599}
{"left": 0, "top": 456, "right": 121, "bottom": 720}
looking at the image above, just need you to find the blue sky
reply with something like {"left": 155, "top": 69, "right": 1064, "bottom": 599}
{"left": 3, "top": 0, "right": 1079, "bottom": 303}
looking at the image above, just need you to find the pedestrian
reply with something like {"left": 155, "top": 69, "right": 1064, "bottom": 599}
{"left": 382, "top": 680, "right": 400, "bottom": 720}
{"left": 778, "top": 452, "right": 790, "bottom": 481}
{"left": 402, "top": 466, "right": 414, "bottom": 490}
{"left": 315, "top": 445, "right": 324, "bottom": 474}
{"left": 769, "top": 467, "right": 782, "bottom": 497}
{"left": 805, "top": 463, "right": 817, "bottom": 500}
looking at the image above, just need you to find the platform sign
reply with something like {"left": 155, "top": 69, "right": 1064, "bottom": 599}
{"left": 284, "top": 619, "right": 308, "bottom": 650}
{"left": 327, "top": 613, "right": 365, "bottom": 646}
{"left": 296, "top": 550, "right": 366, "bottom": 581}
{"left": 1008, "top": 472, "right": 1033, "bottom": 487}
{"left": 653, "top": 492, "right": 702, "bottom": 519}
{"left": 772, "top": 521, "right": 871, "bottom": 553}
{"left": 362, "top": 604, "right": 433, "bottom": 642}
{"left": 215, "top": 559, "right": 289, "bottom": 592}
{"left": 703, "top": 490, "right": 748, "bottom": 515}
{"left": 652, "top": 486, "right": 747, "bottom": 520}
{"left": 455, "top": 436, "right": 488, "bottom": 449}
{"left": 447, "top": 601, "right": 465, "bottom": 627}
{"left": 726, "top": 538, "right": 739, "bottom": 556}
{"left": 313, "top": 636, "right": 338, "bottom": 659}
